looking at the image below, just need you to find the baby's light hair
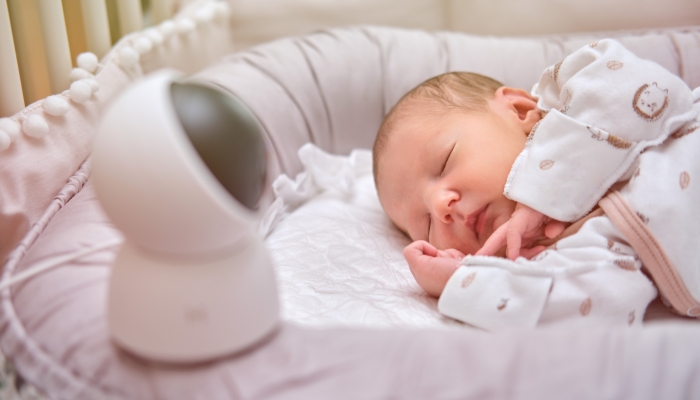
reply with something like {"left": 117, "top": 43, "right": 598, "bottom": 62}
{"left": 373, "top": 72, "right": 504, "bottom": 192}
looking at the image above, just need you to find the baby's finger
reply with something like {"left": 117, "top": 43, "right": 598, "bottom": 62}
{"left": 506, "top": 220, "right": 526, "bottom": 260}
{"left": 404, "top": 240, "right": 437, "bottom": 260}
{"left": 440, "top": 248, "right": 466, "bottom": 259}
{"left": 475, "top": 221, "right": 509, "bottom": 256}
{"left": 544, "top": 220, "right": 567, "bottom": 239}
{"left": 404, "top": 242, "right": 433, "bottom": 275}
{"left": 520, "top": 245, "right": 546, "bottom": 260}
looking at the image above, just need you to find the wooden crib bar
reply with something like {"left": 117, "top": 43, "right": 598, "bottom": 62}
{"left": 0, "top": 0, "right": 181, "bottom": 118}
{"left": 116, "top": 0, "right": 142, "bottom": 37}
{"left": 80, "top": 0, "right": 111, "bottom": 59}
{"left": 0, "top": 0, "right": 24, "bottom": 117}
{"left": 37, "top": 0, "right": 72, "bottom": 95}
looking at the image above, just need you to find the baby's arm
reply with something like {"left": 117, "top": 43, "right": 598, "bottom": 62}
{"left": 405, "top": 231, "right": 552, "bottom": 297}
{"left": 438, "top": 216, "right": 658, "bottom": 331}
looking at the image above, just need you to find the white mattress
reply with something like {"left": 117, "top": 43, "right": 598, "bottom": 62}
{"left": 265, "top": 144, "right": 465, "bottom": 329}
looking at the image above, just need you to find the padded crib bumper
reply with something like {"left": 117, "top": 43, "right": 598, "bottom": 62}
{"left": 2, "top": 22, "right": 700, "bottom": 399}
{"left": 189, "top": 26, "right": 700, "bottom": 186}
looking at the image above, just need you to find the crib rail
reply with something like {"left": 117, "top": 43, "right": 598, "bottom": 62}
{"left": 0, "top": 0, "right": 188, "bottom": 118}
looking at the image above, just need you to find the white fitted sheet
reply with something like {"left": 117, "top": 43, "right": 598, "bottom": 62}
{"left": 265, "top": 144, "right": 464, "bottom": 329}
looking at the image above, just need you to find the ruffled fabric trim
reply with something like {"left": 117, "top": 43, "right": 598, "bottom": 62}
{"left": 259, "top": 143, "right": 372, "bottom": 237}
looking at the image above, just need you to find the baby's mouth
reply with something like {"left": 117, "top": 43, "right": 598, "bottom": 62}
{"left": 475, "top": 205, "right": 488, "bottom": 241}
{"left": 466, "top": 205, "right": 488, "bottom": 240}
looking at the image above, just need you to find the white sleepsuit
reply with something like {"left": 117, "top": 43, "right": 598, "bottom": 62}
{"left": 438, "top": 39, "right": 700, "bottom": 331}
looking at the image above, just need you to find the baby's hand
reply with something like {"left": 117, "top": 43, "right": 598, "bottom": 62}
{"left": 404, "top": 241, "right": 464, "bottom": 297}
{"left": 476, "top": 203, "right": 566, "bottom": 260}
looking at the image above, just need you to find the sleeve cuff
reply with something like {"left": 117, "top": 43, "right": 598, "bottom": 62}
{"left": 505, "top": 110, "right": 639, "bottom": 222}
{"left": 438, "top": 265, "right": 552, "bottom": 331}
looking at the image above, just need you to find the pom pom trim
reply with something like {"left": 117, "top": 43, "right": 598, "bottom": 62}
{"left": 22, "top": 114, "right": 49, "bottom": 139}
{"left": 42, "top": 95, "right": 70, "bottom": 116}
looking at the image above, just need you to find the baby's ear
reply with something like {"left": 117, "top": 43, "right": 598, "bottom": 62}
{"left": 495, "top": 87, "right": 540, "bottom": 132}
{"left": 496, "top": 87, "right": 537, "bottom": 112}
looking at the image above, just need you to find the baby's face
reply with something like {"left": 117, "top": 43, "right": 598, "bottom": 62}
{"left": 377, "top": 99, "right": 534, "bottom": 255}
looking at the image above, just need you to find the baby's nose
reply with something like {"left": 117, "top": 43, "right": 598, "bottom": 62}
{"left": 431, "top": 190, "right": 460, "bottom": 224}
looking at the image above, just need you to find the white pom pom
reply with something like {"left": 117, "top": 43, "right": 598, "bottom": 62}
{"left": 42, "top": 95, "right": 70, "bottom": 116}
{"left": 118, "top": 47, "right": 140, "bottom": 68}
{"left": 82, "top": 78, "right": 99, "bottom": 94}
{"left": 23, "top": 114, "right": 49, "bottom": 138}
{"left": 0, "top": 129, "right": 10, "bottom": 152}
{"left": 69, "top": 80, "right": 92, "bottom": 103}
{"left": 69, "top": 67, "right": 93, "bottom": 82}
{"left": 194, "top": 6, "right": 215, "bottom": 24}
{"left": 144, "top": 28, "right": 164, "bottom": 45}
{"left": 0, "top": 118, "right": 21, "bottom": 142}
{"left": 159, "top": 20, "right": 176, "bottom": 39}
{"left": 76, "top": 52, "right": 99, "bottom": 73}
{"left": 133, "top": 37, "right": 153, "bottom": 55}
{"left": 176, "top": 18, "right": 196, "bottom": 35}
{"left": 213, "top": 2, "right": 230, "bottom": 21}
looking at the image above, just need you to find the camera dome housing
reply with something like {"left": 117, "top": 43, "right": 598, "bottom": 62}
{"left": 92, "top": 70, "right": 279, "bottom": 363}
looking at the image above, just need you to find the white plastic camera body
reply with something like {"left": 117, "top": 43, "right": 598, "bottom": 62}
{"left": 92, "top": 70, "right": 279, "bottom": 363}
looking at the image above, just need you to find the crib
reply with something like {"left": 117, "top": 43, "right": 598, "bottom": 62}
{"left": 1, "top": 0, "right": 700, "bottom": 399}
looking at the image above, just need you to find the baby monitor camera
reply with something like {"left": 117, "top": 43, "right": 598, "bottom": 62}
{"left": 92, "top": 70, "right": 279, "bottom": 363}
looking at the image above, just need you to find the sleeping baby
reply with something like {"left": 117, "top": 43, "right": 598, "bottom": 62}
{"left": 372, "top": 39, "right": 700, "bottom": 331}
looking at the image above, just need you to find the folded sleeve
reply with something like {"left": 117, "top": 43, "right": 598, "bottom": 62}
{"left": 505, "top": 39, "right": 696, "bottom": 221}
{"left": 438, "top": 265, "right": 552, "bottom": 331}
{"left": 438, "top": 216, "right": 658, "bottom": 331}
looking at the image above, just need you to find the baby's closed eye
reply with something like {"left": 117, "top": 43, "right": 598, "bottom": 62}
{"left": 439, "top": 142, "right": 456, "bottom": 176}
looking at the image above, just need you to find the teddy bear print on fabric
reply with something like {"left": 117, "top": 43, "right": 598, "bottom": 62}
{"left": 461, "top": 272, "right": 477, "bottom": 288}
{"left": 670, "top": 124, "right": 698, "bottom": 139}
{"left": 552, "top": 60, "right": 564, "bottom": 83}
{"left": 527, "top": 120, "right": 542, "bottom": 144}
{"left": 580, "top": 297, "right": 592, "bottom": 316}
{"left": 587, "top": 126, "right": 633, "bottom": 149}
{"left": 559, "top": 90, "right": 572, "bottom": 114}
{"left": 530, "top": 250, "right": 549, "bottom": 262}
{"left": 614, "top": 258, "right": 638, "bottom": 271}
{"left": 633, "top": 82, "right": 669, "bottom": 121}
{"left": 607, "top": 239, "right": 629, "bottom": 254}
{"left": 539, "top": 159, "right": 555, "bottom": 170}
{"left": 680, "top": 171, "right": 690, "bottom": 189}
{"left": 545, "top": 60, "right": 563, "bottom": 81}
{"left": 607, "top": 60, "right": 624, "bottom": 70}
{"left": 636, "top": 211, "right": 650, "bottom": 225}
